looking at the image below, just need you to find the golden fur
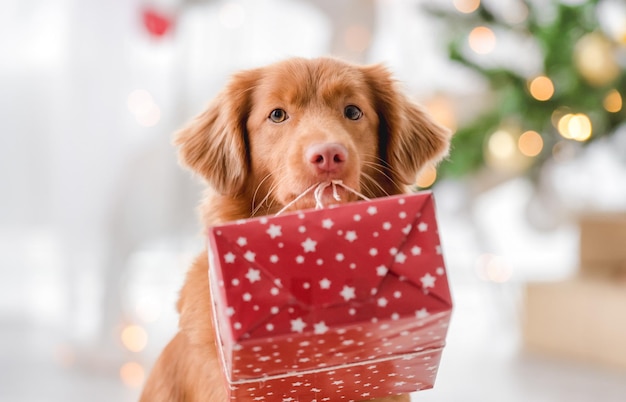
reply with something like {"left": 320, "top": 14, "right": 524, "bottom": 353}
{"left": 140, "top": 57, "right": 450, "bottom": 402}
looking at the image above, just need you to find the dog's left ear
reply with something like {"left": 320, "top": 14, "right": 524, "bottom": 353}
{"left": 362, "top": 64, "right": 452, "bottom": 185}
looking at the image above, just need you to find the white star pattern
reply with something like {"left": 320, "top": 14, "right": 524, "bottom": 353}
{"left": 266, "top": 224, "right": 282, "bottom": 239}
{"left": 244, "top": 250, "right": 255, "bottom": 262}
{"left": 420, "top": 273, "right": 436, "bottom": 289}
{"left": 394, "top": 252, "right": 407, "bottom": 264}
{"left": 314, "top": 321, "right": 329, "bottom": 334}
{"left": 209, "top": 193, "right": 451, "bottom": 400}
{"left": 245, "top": 268, "right": 261, "bottom": 283}
{"left": 223, "top": 252, "right": 236, "bottom": 263}
{"left": 301, "top": 238, "right": 317, "bottom": 253}
{"left": 340, "top": 285, "right": 356, "bottom": 301}
{"left": 290, "top": 317, "right": 306, "bottom": 333}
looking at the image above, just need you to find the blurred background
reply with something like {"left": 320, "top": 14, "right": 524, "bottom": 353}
{"left": 1, "top": 0, "right": 625, "bottom": 401}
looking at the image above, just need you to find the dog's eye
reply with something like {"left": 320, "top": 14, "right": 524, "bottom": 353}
{"left": 269, "top": 109, "right": 288, "bottom": 123}
{"left": 344, "top": 105, "right": 363, "bottom": 120}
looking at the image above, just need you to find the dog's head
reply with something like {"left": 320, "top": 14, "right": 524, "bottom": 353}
{"left": 175, "top": 57, "right": 450, "bottom": 218}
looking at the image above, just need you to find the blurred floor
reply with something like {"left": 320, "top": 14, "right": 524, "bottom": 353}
{"left": 2, "top": 281, "right": 626, "bottom": 402}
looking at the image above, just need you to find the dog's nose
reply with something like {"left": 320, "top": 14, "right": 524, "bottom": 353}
{"left": 306, "top": 143, "right": 348, "bottom": 174}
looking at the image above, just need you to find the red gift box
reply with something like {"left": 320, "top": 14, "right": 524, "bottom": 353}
{"left": 207, "top": 191, "right": 452, "bottom": 401}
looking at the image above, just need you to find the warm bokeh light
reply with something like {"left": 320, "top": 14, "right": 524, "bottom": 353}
{"left": 121, "top": 324, "right": 148, "bottom": 353}
{"left": 557, "top": 113, "right": 592, "bottom": 142}
{"left": 423, "top": 95, "right": 458, "bottom": 133}
{"left": 487, "top": 129, "right": 516, "bottom": 159}
{"left": 528, "top": 75, "right": 555, "bottom": 101}
{"left": 603, "top": 89, "right": 623, "bottom": 113}
{"left": 518, "top": 130, "right": 543, "bottom": 157}
{"left": 574, "top": 32, "right": 620, "bottom": 87}
{"left": 468, "top": 26, "right": 496, "bottom": 54}
{"left": 453, "top": 0, "right": 480, "bottom": 14}
{"left": 475, "top": 253, "right": 513, "bottom": 283}
{"left": 120, "top": 361, "right": 145, "bottom": 388}
{"left": 416, "top": 165, "right": 437, "bottom": 188}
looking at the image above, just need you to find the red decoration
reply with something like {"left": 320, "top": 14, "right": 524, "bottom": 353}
{"left": 142, "top": 8, "right": 173, "bottom": 38}
{"left": 207, "top": 192, "right": 452, "bottom": 401}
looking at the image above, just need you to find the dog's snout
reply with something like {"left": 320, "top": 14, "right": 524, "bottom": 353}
{"left": 306, "top": 143, "right": 348, "bottom": 174}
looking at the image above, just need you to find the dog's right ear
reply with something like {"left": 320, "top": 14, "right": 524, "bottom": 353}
{"left": 174, "top": 69, "right": 260, "bottom": 195}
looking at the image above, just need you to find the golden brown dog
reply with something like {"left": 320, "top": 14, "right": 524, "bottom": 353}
{"left": 140, "top": 57, "right": 450, "bottom": 402}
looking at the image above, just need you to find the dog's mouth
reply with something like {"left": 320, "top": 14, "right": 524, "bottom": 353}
{"left": 276, "top": 180, "right": 368, "bottom": 215}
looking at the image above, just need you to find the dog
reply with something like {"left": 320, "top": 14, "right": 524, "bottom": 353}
{"left": 140, "top": 57, "right": 451, "bottom": 402}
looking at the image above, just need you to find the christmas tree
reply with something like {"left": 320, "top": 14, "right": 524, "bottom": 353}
{"left": 424, "top": 0, "right": 626, "bottom": 181}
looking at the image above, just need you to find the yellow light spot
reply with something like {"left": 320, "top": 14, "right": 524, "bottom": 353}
{"left": 120, "top": 361, "right": 145, "bottom": 388}
{"left": 558, "top": 113, "right": 592, "bottom": 142}
{"left": 416, "top": 165, "right": 437, "bottom": 188}
{"left": 604, "top": 89, "right": 623, "bottom": 113}
{"left": 121, "top": 325, "right": 148, "bottom": 353}
{"left": 453, "top": 0, "right": 480, "bottom": 14}
{"left": 528, "top": 76, "right": 554, "bottom": 101}
{"left": 468, "top": 26, "right": 496, "bottom": 55}
{"left": 518, "top": 130, "right": 543, "bottom": 157}
{"left": 488, "top": 130, "right": 516, "bottom": 159}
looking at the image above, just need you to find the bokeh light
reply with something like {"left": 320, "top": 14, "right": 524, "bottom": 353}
{"left": 121, "top": 324, "right": 148, "bottom": 353}
{"left": 468, "top": 26, "right": 496, "bottom": 54}
{"left": 603, "top": 89, "right": 623, "bottom": 113}
{"left": 518, "top": 130, "right": 543, "bottom": 157}
{"left": 487, "top": 129, "right": 516, "bottom": 159}
{"left": 120, "top": 361, "right": 145, "bottom": 388}
{"left": 416, "top": 165, "right": 437, "bottom": 188}
{"left": 557, "top": 113, "right": 592, "bottom": 142}
{"left": 528, "top": 76, "right": 555, "bottom": 101}
{"left": 453, "top": 0, "right": 480, "bottom": 14}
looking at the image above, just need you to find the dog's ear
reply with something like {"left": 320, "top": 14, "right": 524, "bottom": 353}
{"left": 362, "top": 64, "right": 451, "bottom": 185}
{"left": 174, "top": 69, "right": 260, "bottom": 195}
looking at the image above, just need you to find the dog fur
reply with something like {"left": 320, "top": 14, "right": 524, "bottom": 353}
{"left": 140, "top": 57, "right": 450, "bottom": 402}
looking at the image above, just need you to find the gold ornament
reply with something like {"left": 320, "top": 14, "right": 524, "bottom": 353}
{"left": 574, "top": 32, "right": 620, "bottom": 87}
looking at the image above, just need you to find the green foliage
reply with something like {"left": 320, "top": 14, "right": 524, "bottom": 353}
{"left": 425, "top": 0, "right": 626, "bottom": 179}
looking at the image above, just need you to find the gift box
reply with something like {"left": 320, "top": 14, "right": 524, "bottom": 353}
{"left": 207, "top": 191, "right": 452, "bottom": 401}
{"left": 523, "top": 277, "right": 626, "bottom": 369}
{"left": 579, "top": 212, "right": 626, "bottom": 278}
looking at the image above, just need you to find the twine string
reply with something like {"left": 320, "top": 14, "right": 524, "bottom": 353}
{"left": 275, "top": 180, "right": 371, "bottom": 216}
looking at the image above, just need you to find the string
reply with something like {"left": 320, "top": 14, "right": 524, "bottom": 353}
{"left": 275, "top": 180, "right": 371, "bottom": 216}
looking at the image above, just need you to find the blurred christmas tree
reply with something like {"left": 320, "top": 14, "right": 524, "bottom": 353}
{"left": 424, "top": 0, "right": 626, "bottom": 181}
